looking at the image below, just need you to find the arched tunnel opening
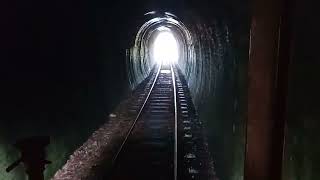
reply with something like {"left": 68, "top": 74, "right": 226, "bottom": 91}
{"left": 127, "top": 12, "right": 193, "bottom": 89}
{"left": 151, "top": 29, "right": 179, "bottom": 65}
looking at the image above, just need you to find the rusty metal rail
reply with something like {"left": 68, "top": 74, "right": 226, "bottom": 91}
{"left": 108, "top": 63, "right": 177, "bottom": 180}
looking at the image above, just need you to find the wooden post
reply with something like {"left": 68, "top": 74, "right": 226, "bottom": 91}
{"left": 245, "top": 0, "right": 292, "bottom": 179}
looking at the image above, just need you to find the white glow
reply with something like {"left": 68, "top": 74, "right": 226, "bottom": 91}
{"left": 153, "top": 31, "right": 179, "bottom": 64}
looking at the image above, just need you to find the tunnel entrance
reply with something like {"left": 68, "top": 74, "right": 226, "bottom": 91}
{"left": 126, "top": 12, "right": 193, "bottom": 90}
{"left": 152, "top": 29, "right": 179, "bottom": 65}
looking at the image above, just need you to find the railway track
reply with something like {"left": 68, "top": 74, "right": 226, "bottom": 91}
{"left": 106, "top": 63, "right": 213, "bottom": 180}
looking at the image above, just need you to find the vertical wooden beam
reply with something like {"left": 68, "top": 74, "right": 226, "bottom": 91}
{"left": 245, "top": 0, "right": 292, "bottom": 179}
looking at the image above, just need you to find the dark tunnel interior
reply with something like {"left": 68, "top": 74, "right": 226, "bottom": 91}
{"left": 1, "top": 0, "right": 320, "bottom": 179}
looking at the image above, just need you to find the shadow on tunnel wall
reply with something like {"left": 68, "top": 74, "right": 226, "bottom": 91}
{"left": 187, "top": 19, "right": 249, "bottom": 180}
{"left": 175, "top": 5, "right": 249, "bottom": 180}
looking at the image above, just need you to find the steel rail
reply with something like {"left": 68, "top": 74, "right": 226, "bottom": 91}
{"left": 112, "top": 64, "right": 162, "bottom": 165}
{"left": 171, "top": 65, "right": 178, "bottom": 180}
{"left": 112, "top": 63, "right": 178, "bottom": 180}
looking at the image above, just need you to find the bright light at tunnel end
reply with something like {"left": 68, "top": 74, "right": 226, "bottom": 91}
{"left": 153, "top": 30, "right": 179, "bottom": 65}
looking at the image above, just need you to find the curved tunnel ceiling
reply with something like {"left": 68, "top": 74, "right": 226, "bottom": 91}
{"left": 127, "top": 12, "right": 193, "bottom": 91}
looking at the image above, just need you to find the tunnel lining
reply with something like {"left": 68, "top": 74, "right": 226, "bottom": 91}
{"left": 127, "top": 12, "right": 194, "bottom": 90}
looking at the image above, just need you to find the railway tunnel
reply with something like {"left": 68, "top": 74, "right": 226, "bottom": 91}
{"left": 1, "top": 0, "right": 320, "bottom": 180}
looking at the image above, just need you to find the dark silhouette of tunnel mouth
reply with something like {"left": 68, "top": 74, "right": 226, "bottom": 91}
{"left": 126, "top": 11, "right": 194, "bottom": 90}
